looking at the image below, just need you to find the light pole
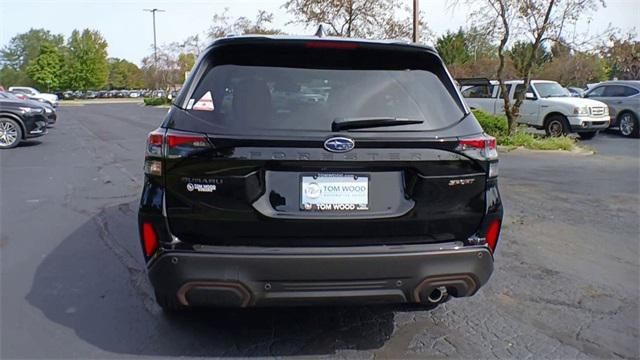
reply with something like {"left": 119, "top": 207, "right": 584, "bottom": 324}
{"left": 412, "top": 0, "right": 419, "bottom": 43}
{"left": 143, "top": 8, "right": 165, "bottom": 67}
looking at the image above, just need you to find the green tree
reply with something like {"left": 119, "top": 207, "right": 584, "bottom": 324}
{"left": 0, "top": 28, "right": 64, "bottom": 70}
{"left": 108, "top": 58, "right": 144, "bottom": 89}
{"left": 465, "top": 26, "right": 496, "bottom": 61}
{"left": 436, "top": 29, "right": 472, "bottom": 66}
{"left": 63, "top": 29, "right": 109, "bottom": 91}
{"left": 25, "top": 44, "right": 64, "bottom": 91}
{"left": 507, "top": 41, "right": 549, "bottom": 78}
{"left": 0, "top": 28, "right": 64, "bottom": 87}
{"left": 0, "top": 67, "right": 27, "bottom": 88}
{"left": 536, "top": 40, "right": 607, "bottom": 87}
{"left": 177, "top": 53, "right": 196, "bottom": 76}
{"left": 601, "top": 32, "right": 639, "bottom": 80}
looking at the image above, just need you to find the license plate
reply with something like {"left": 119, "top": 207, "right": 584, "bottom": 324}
{"left": 301, "top": 174, "right": 369, "bottom": 211}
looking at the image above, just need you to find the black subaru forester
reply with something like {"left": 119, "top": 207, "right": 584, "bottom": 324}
{"left": 139, "top": 35, "right": 503, "bottom": 311}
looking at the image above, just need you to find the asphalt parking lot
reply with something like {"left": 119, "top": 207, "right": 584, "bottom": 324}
{"left": 1, "top": 103, "right": 638, "bottom": 358}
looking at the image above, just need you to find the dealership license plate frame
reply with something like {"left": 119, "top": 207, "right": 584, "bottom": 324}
{"left": 300, "top": 173, "right": 369, "bottom": 212}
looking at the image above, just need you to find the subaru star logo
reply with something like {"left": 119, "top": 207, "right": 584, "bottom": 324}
{"left": 324, "top": 137, "right": 355, "bottom": 153}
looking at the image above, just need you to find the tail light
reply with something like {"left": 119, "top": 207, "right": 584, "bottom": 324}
{"left": 142, "top": 222, "right": 159, "bottom": 257}
{"left": 146, "top": 131, "right": 164, "bottom": 156}
{"left": 166, "top": 133, "right": 210, "bottom": 158}
{"left": 458, "top": 135, "right": 497, "bottom": 159}
{"left": 485, "top": 219, "right": 501, "bottom": 253}
{"left": 144, "top": 129, "right": 211, "bottom": 175}
{"left": 457, "top": 135, "right": 498, "bottom": 177}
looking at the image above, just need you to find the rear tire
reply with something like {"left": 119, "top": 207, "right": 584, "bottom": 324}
{"left": 578, "top": 131, "right": 597, "bottom": 140}
{"left": 0, "top": 118, "right": 22, "bottom": 149}
{"left": 618, "top": 112, "right": 639, "bottom": 138}
{"left": 544, "top": 115, "right": 570, "bottom": 137}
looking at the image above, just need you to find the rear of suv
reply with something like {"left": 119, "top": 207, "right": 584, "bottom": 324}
{"left": 138, "top": 36, "right": 503, "bottom": 311}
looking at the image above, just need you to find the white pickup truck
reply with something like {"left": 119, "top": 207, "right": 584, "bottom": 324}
{"left": 8, "top": 86, "right": 59, "bottom": 108}
{"left": 460, "top": 79, "right": 610, "bottom": 139}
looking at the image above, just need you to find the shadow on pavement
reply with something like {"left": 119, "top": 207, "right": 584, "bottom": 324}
{"left": 26, "top": 201, "right": 396, "bottom": 357}
{"left": 17, "top": 140, "right": 43, "bottom": 147}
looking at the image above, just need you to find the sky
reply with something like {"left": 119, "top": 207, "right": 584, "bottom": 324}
{"left": 1, "top": 0, "right": 638, "bottom": 66}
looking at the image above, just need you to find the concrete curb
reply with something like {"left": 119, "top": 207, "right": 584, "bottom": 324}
{"left": 499, "top": 145, "right": 595, "bottom": 156}
{"left": 59, "top": 99, "right": 144, "bottom": 106}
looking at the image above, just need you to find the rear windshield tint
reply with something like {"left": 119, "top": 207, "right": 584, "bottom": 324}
{"left": 173, "top": 41, "right": 465, "bottom": 134}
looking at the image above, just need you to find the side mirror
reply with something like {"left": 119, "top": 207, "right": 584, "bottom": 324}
{"left": 525, "top": 92, "right": 536, "bottom": 100}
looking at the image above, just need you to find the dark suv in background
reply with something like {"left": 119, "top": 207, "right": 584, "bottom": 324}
{"left": 0, "top": 92, "right": 48, "bottom": 149}
{"left": 138, "top": 36, "right": 503, "bottom": 311}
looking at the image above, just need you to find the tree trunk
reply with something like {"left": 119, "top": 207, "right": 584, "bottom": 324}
{"left": 510, "top": 0, "right": 555, "bottom": 131}
{"left": 495, "top": 0, "right": 516, "bottom": 135}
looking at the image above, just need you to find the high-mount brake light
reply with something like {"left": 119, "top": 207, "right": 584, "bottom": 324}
{"left": 305, "top": 41, "right": 359, "bottom": 49}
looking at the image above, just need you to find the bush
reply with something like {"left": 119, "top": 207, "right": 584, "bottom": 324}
{"left": 143, "top": 97, "right": 168, "bottom": 106}
{"left": 472, "top": 109, "right": 508, "bottom": 139}
{"left": 501, "top": 132, "right": 575, "bottom": 150}
{"left": 471, "top": 109, "right": 575, "bottom": 151}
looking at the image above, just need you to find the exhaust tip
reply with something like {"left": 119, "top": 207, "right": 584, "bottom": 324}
{"left": 427, "top": 286, "right": 448, "bottom": 304}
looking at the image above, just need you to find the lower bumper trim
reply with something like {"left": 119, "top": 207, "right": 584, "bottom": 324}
{"left": 149, "top": 244, "right": 494, "bottom": 307}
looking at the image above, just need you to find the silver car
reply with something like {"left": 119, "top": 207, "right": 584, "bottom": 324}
{"left": 585, "top": 80, "right": 640, "bottom": 138}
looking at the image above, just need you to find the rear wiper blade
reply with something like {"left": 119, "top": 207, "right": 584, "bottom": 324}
{"left": 332, "top": 117, "right": 424, "bottom": 131}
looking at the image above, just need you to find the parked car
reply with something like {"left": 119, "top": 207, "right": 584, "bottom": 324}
{"left": 151, "top": 90, "right": 165, "bottom": 98}
{"left": 584, "top": 80, "right": 640, "bottom": 138}
{"left": 0, "top": 93, "right": 48, "bottom": 148}
{"left": 461, "top": 79, "right": 610, "bottom": 139}
{"left": 8, "top": 86, "right": 59, "bottom": 107}
{"left": 0, "top": 91, "right": 57, "bottom": 126}
{"left": 567, "top": 87, "right": 585, "bottom": 97}
{"left": 139, "top": 35, "right": 503, "bottom": 311}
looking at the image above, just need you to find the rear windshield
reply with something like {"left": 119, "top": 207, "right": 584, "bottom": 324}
{"left": 173, "top": 41, "right": 465, "bottom": 134}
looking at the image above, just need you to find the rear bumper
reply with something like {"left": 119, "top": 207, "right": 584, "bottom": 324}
{"left": 148, "top": 242, "right": 494, "bottom": 307}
